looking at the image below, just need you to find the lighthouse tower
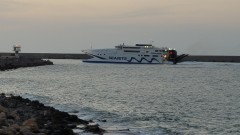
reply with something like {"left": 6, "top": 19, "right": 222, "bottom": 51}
{"left": 13, "top": 45, "right": 21, "bottom": 58}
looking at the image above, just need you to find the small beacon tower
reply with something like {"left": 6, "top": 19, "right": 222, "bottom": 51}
{"left": 13, "top": 45, "right": 21, "bottom": 58}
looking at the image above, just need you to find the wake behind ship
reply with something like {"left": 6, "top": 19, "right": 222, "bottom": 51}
{"left": 82, "top": 44, "right": 186, "bottom": 64}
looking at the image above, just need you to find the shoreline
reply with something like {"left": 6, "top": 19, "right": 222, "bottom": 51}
{"left": 0, "top": 93, "right": 105, "bottom": 135}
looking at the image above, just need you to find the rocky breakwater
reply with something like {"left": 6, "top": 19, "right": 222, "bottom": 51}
{"left": 0, "top": 93, "right": 105, "bottom": 135}
{"left": 0, "top": 57, "right": 53, "bottom": 71}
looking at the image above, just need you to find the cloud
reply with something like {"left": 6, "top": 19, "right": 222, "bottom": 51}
{"left": 1, "top": 0, "right": 240, "bottom": 25}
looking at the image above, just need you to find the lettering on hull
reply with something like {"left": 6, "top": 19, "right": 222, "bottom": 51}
{"left": 109, "top": 56, "right": 127, "bottom": 60}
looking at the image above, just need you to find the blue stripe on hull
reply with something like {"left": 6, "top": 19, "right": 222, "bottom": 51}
{"left": 128, "top": 57, "right": 160, "bottom": 63}
{"left": 82, "top": 61, "right": 162, "bottom": 64}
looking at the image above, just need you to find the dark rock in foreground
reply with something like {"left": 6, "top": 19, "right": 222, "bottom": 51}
{"left": 0, "top": 57, "right": 53, "bottom": 71}
{"left": 0, "top": 93, "right": 105, "bottom": 135}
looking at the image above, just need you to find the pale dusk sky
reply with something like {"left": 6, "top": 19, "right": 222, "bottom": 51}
{"left": 1, "top": 0, "right": 240, "bottom": 55}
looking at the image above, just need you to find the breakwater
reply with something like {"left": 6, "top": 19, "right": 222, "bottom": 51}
{"left": 181, "top": 55, "right": 240, "bottom": 63}
{"left": 0, "top": 53, "right": 91, "bottom": 59}
{"left": 0, "top": 57, "right": 53, "bottom": 71}
{"left": 0, "top": 53, "right": 240, "bottom": 62}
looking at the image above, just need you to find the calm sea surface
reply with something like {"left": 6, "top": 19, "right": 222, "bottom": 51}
{"left": 1, "top": 60, "right": 240, "bottom": 135}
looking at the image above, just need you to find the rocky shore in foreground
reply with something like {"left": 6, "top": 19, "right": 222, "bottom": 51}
{"left": 0, "top": 57, "right": 53, "bottom": 71}
{"left": 0, "top": 93, "right": 104, "bottom": 135}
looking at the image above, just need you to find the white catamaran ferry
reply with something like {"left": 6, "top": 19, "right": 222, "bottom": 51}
{"left": 82, "top": 43, "right": 185, "bottom": 64}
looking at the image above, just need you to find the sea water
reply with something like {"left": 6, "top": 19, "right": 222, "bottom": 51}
{"left": 0, "top": 60, "right": 240, "bottom": 135}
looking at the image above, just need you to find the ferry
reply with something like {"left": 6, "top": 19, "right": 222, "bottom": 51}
{"left": 82, "top": 43, "right": 187, "bottom": 64}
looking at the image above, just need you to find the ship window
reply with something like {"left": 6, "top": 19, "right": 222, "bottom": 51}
{"left": 136, "top": 44, "right": 152, "bottom": 46}
{"left": 124, "top": 50, "right": 140, "bottom": 53}
{"left": 155, "top": 50, "right": 158, "bottom": 52}
{"left": 122, "top": 47, "right": 141, "bottom": 49}
{"left": 144, "top": 55, "right": 150, "bottom": 57}
{"left": 153, "top": 55, "right": 158, "bottom": 57}
{"left": 146, "top": 51, "right": 149, "bottom": 53}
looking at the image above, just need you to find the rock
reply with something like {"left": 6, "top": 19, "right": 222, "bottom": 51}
{"left": 85, "top": 124, "right": 105, "bottom": 135}
{"left": 0, "top": 112, "right": 7, "bottom": 126}
{"left": 0, "top": 129, "right": 9, "bottom": 135}
{"left": 67, "top": 124, "right": 76, "bottom": 129}
{"left": 7, "top": 124, "right": 21, "bottom": 135}
{"left": 10, "top": 124, "right": 20, "bottom": 132}
{"left": 6, "top": 114, "right": 15, "bottom": 120}
{"left": 22, "top": 118, "right": 39, "bottom": 132}
{"left": 0, "top": 105, "right": 7, "bottom": 113}
{"left": 7, "top": 119, "right": 14, "bottom": 125}
{"left": 0, "top": 112, "right": 6, "bottom": 119}
{"left": 0, "top": 94, "right": 105, "bottom": 135}
{"left": 19, "top": 126, "right": 34, "bottom": 135}
{"left": 9, "top": 111, "right": 20, "bottom": 120}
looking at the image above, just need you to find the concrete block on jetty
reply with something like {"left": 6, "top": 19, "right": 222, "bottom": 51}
{"left": 0, "top": 93, "right": 105, "bottom": 135}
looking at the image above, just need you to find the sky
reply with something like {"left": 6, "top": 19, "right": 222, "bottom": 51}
{"left": 0, "top": 0, "right": 240, "bottom": 55}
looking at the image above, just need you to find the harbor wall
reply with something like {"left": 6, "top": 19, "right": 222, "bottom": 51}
{"left": 1, "top": 52, "right": 240, "bottom": 63}
{"left": 181, "top": 55, "right": 240, "bottom": 63}
{"left": 0, "top": 53, "right": 91, "bottom": 59}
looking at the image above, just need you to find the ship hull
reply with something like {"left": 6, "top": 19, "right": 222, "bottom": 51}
{"left": 82, "top": 44, "right": 177, "bottom": 64}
